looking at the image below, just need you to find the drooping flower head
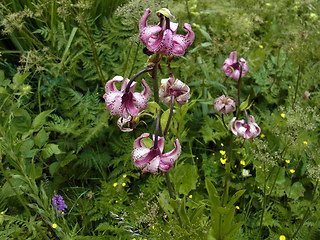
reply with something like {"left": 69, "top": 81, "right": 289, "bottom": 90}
{"left": 214, "top": 95, "right": 236, "bottom": 114}
{"left": 103, "top": 76, "right": 151, "bottom": 119}
{"left": 132, "top": 133, "right": 181, "bottom": 174}
{"left": 222, "top": 51, "right": 249, "bottom": 80}
{"left": 159, "top": 75, "right": 190, "bottom": 106}
{"left": 52, "top": 194, "right": 67, "bottom": 216}
{"left": 230, "top": 115, "right": 261, "bottom": 139}
{"left": 139, "top": 8, "right": 195, "bottom": 56}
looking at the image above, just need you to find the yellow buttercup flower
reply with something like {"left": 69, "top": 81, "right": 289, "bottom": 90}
{"left": 259, "top": 45, "right": 263, "bottom": 49}
{"left": 303, "top": 141, "right": 308, "bottom": 145}
{"left": 290, "top": 169, "right": 295, "bottom": 174}
{"left": 281, "top": 113, "right": 285, "bottom": 118}
{"left": 123, "top": 174, "right": 127, "bottom": 178}
{"left": 113, "top": 182, "right": 118, "bottom": 187}
{"left": 285, "top": 160, "right": 290, "bottom": 164}
{"left": 279, "top": 235, "right": 286, "bottom": 240}
{"left": 235, "top": 206, "right": 240, "bottom": 210}
{"left": 220, "top": 150, "right": 226, "bottom": 156}
{"left": 52, "top": 223, "right": 57, "bottom": 229}
{"left": 122, "top": 183, "right": 126, "bottom": 187}
{"left": 189, "top": 195, "right": 192, "bottom": 199}
{"left": 240, "top": 160, "right": 245, "bottom": 166}
{"left": 220, "top": 158, "right": 227, "bottom": 165}
{"left": 260, "top": 134, "right": 265, "bottom": 138}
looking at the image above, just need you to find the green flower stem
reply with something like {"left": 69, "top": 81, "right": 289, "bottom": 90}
{"left": 259, "top": 161, "right": 267, "bottom": 236}
{"left": 151, "top": 62, "right": 182, "bottom": 227}
{"left": 292, "top": 65, "right": 301, "bottom": 109}
{"left": 222, "top": 162, "right": 231, "bottom": 206}
{"left": 125, "top": 67, "right": 154, "bottom": 93}
{"left": 236, "top": 66, "right": 243, "bottom": 118}
{"left": 163, "top": 96, "right": 175, "bottom": 138}
{"left": 128, "top": 42, "right": 141, "bottom": 78}
{"left": 221, "top": 114, "right": 229, "bottom": 132}
{"left": 151, "top": 66, "right": 160, "bottom": 106}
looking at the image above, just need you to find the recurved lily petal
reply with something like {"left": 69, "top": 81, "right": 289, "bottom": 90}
{"left": 159, "top": 139, "right": 181, "bottom": 172}
{"left": 222, "top": 51, "right": 249, "bottom": 80}
{"left": 132, "top": 133, "right": 181, "bottom": 174}
{"left": 159, "top": 76, "right": 190, "bottom": 106}
{"left": 103, "top": 76, "right": 151, "bottom": 119}
{"left": 172, "top": 23, "right": 195, "bottom": 56}
{"left": 230, "top": 115, "right": 260, "bottom": 139}
{"left": 117, "top": 116, "right": 134, "bottom": 132}
{"left": 139, "top": 8, "right": 194, "bottom": 56}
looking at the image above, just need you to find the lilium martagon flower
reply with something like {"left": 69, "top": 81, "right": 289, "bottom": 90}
{"left": 132, "top": 133, "right": 181, "bottom": 174}
{"left": 222, "top": 51, "right": 249, "bottom": 81}
{"left": 139, "top": 8, "right": 195, "bottom": 56}
{"left": 214, "top": 94, "right": 236, "bottom": 114}
{"left": 159, "top": 76, "right": 190, "bottom": 106}
{"left": 230, "top": 115, "right": 261, "bottom": 139}
{"left": 103, "top": 76, "right": 151, "bottom": 119}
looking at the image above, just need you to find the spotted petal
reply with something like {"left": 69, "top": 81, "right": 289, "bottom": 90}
{"left": 159, "top": 139, "right": 181, "bottom": 172}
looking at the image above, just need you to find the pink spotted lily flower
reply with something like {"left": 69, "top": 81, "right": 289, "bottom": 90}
{"left": 214, "top": 95, "right": 236, "bottom": 114}
{"left": 132, "top": 133, "right": 181, "bottom": 174}
{"left": 159, "top": 76, "right": 190, "bottom": 106}
{"left": 230, "top": 115, "right": 261, "bottom": 139}
{"left": 103, "top": 76, "right": 151, "bottom": 119}
{"left": 222, "top": 51, "right": 249, "bottom": 80}
{"left": 139, "top": 8, "right": 195, "bottom": 56}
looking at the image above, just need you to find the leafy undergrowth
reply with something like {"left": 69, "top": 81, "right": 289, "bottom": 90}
{"left": 0, "top": 0, "right": 319, "bottom": 239}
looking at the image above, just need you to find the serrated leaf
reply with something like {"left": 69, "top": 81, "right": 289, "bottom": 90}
{"left": 41, "top": 144, "right": 62, "bottom": 159}
{"left": 32, "top": 110, "right": 54, "bottom": 131}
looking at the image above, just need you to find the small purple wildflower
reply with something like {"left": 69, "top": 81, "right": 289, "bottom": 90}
{"left": 52, "top": 194, "right": 67, "bottom": 216}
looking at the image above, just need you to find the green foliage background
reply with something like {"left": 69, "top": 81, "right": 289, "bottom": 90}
{"left": 0, "top": 0, "right": 319, "bottom": 239}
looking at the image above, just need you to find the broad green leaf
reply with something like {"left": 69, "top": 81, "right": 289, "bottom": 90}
{"left": 49, "top": 162, "right": 60, "bottom": 176}
{"left": 60, "top": 152, "right": 77, "bottom": 167}
{"left": 205, "top": 178, "right": 221, "bottom": 207}
{"left": 174, "top": 163, "right": 198, "bottom": 195}
{"left": 190, "top": 204, "right": 205, "bottom": 223}
{"left": 34, "top": 129, "right": 49, "bottom": 148}
{"left": 158, "top": 190, "right": 174, "bottom": 216}
{"left": 145, "top": 101, "right": 161, "bottom": 116}
{"left": 198, "top": 27, "right": 212, "bottom": 41}
{"left": 161, "top": 108, "right": 170, "bottom": 132}
{"left": 226, "top": 190, "right": 246, "bottom": 209}
{"left": 11, "top": 109, "right": 31, "bottom": 133}
{"left": 239, "top": 95, "right": 250, "bottom": 111}
{"left": 286, "top": 182, "right": 305, "bottom": 200}
{"left": 32, "top": 109, "right": 54, "bottom": 131}
{"left": 179, "top": 197, "right": 190, "bottom": 226}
